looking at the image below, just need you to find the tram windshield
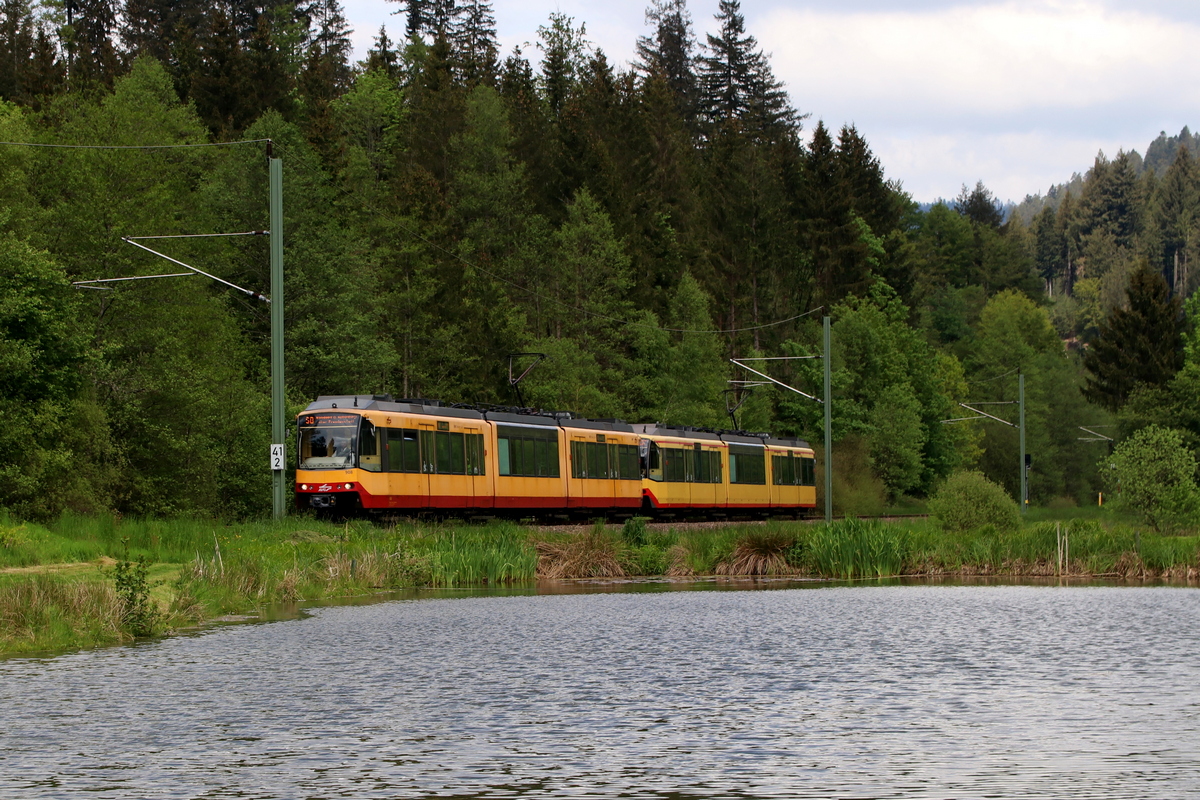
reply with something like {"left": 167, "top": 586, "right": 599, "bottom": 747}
{"left": 298, "top": 412, "right": 359, "bottom": 469}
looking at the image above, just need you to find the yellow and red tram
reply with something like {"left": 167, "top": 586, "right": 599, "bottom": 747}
{"left": 295, "top": 396, "right": 816, "bottom": 516}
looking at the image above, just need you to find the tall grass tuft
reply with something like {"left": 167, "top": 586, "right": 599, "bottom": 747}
{"left": 0, "top": 574, "right": 124, "bottom": 653}
{"left": 668, "top": 527, "right": 741, "bottom": 575}
{"left": 806, "top": 518, "right": 909, "bottom": 579}
{"left": 424, "top": 526, "right": 537, "bottom": 585}
{"left": 715, "top": 529, "right": 799, "bottom": 575}
{"left": 535, "top": 524, "right": 625, "bottom": 579}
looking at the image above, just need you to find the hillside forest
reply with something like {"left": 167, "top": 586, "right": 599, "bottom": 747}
{"left": 1, "top": 0, "right": 1198, "bottom": 520}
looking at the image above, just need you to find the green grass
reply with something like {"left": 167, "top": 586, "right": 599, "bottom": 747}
{"left": 2, "top": 508, "right": 1198, "bottom": 657}
{"left": 804, "top": 518, "right": 908, "bottom": 579}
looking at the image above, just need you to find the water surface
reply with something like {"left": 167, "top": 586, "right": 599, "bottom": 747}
{"left": 2, "top": 583, "right": 1197, "bottom": 798}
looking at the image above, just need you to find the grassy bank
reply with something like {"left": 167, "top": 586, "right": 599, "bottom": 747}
{"left": 2, "top": 512, "right": 1198, "bottom": 656}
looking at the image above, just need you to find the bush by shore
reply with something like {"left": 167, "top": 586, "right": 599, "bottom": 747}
{"left": 2, "top": 511, "right": 1198, "bottom": 656}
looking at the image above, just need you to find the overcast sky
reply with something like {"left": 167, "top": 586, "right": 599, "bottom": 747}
{"left": 340, "top": 0, "right": 1199, "bottom": 204}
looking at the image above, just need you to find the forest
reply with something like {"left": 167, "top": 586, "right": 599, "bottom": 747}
{"left": 1, "top": 0, "right": 1198, "bottom": 521}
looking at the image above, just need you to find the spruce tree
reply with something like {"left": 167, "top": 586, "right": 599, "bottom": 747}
{"left": 24, "top": 25, "right": 64, "bottom": 107}
{"left": 1155, "top": 144, "right": 1199, "bottom": 293}
{"left": 635, "top": 0, "right": 697, "bottom": 118}
{"left": 1083, "top": 261, "right": 1184, "bottom": 411}
{"left": 698, "top": 0, "right": 795, "bottom": 134}
{"left": 68, "top": 0, "right": 121, "bottom": 89}
{"left": 246, "top": 12, "right": 293, "bottom": 120}
{"left": 0, "top": 0, "right": 35, "bottom": 102}
{"left": 451, "top": 0, "right": 497, "bottom": 86}
{"left": 363, "top": 25, "right": 399, "bottom": 77}
{"left": 954, "top": 180, "right": 1003, "bottom": 228}
{"left": 190, "top": 7, "right": 251, "bottom": 136}
{"left": 1033, "top": 204, "right": 1065, "bottom": 288}
{"left": 537, "top": 12, "right": 588, "bottom": 117}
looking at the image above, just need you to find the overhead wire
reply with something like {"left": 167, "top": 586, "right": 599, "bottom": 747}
{"left": 0, "top": 139, "right": 272, "bottom": 150}
{"left": 4, "top": 137, "right": 817, "bottom": 334}
{"left": 969, "top": 367, "right": 1019, "bottom": 384}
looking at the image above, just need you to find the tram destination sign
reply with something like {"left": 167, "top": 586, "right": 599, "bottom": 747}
{"left": 299, "top": 413, "right": 360, "bottom": 428}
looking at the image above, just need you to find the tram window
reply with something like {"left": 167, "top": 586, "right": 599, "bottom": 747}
{"left": 466, "top": 433, "right": 485, "bottom": 476}
{"left": 570, "top": 441, "right": 585, "bottom": 479}
{"left": 298, "top": 423, "right": 357, "bottom": 469}
{"left": 498, "top": 425, "right": 559, "bottom": 478}
{"left": 588, "top": 441, "right": 608, "bottom": 479}
{"left": 646, "top": 442, "right": 663, "bottom": 482}
{"left": 359, "top": 420, "right": 381, "bottom": 472}
{"left": 730, "top": 452, "right": 766, "bottom": 485}
{"left": 384, "top": 428, "right": 421, "bottom": 473}
{"left": 402, "top": 430, "right": 420, "bottom": 472}
{"left": 772, "top": 454, "right": 806, "bottom": 485}
{"left": 433, "top": 431, "right": 465, "bottom": 475}
{"left": 618, "top": 444, "right": 639, "bottom": 480}
{"left": 534, "top": 439, "right": 553, "bottom": 476}
{"left": 420, "top": 429, "right": 435, "bottom": 473}
{"left": 498, "top": 438, "right": 511, "bottom": 475}
{"left": 801, "top": 456, "right": 815, "bottom": 486}
{"left": 663, "top": 448, "right": 687, "bottom": 483}
{"left": 709, "top": 451, "right": 722, "bottom": 483}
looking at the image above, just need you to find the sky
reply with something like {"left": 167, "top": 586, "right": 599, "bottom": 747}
{"left": 340, "top": 0, "right": 1200, "bottom": 204}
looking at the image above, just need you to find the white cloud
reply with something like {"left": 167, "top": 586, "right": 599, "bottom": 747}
{"left": 755, "top": 1, "right": 1200, "bottom": 199}
{"left": 338, "top": 0, "right": 1198, "bottom": 203}
{"left": 871, "top": 130, "right": 1121, "bottom": 202}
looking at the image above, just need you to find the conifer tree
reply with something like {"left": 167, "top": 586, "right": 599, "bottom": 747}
{"left": 698, "top": 0, "right": 795, "bottom": 134}
{"left": 1078, "top": 150, "right": 1140, "bottom": 250}
{"left": 246, "top": 12, "right": 293, "bottom": 120}
{"left": 23, "top": 25, "right": 64, "bottom": 107}
{"left": 955, "top": 180, "right": 1003, "bottom": 228}
{"left": 68, "top": 0, "right": 121, "bottom": 89}
{"left": 537, "top": 12, "right": 588, "bottom": 117}
{"left": 1155, "top": 144, "right": 1199, "bottom": 293}
{"left": 0, "top": 0, "right": 36, "bottom": 101}
{"left": 189, "top": 8, "right": 250, "bottom": 136}
{"left": 635, "top": 0, "right": 697, "bottom": 118}
{"left": 1033, "top": 204, "right": 1065, "bottom": 288}
{"left": 363, "top": 25, "right": 399, "bottom": 77}
{"left": 1083, "top": 261, "right": 1184, "bottom": 411}
{"left": 451, "top": 0, "right": 497, "bottom": 86}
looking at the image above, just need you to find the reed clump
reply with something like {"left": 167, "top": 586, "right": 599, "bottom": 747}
{"left": 715, "top": 529, "right": 799, "bottom": 575}
{"left": 804, "top": 518, "right": 909, "bottom": 579}
{"left": 0, "top": 574, "right": 123, "bottom": 653}
{"left": 535, "top": 524, "right": 625, "bottom": 579}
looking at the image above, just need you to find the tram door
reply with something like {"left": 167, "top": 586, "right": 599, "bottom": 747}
{"left": 462, "top": 425, "right": 490, "bottom": 508}
{"left": 384, "top": 424, "right": 427, "bottom": 508}
{"left": 419, "top": 422, "right": 470, "bottom": 508}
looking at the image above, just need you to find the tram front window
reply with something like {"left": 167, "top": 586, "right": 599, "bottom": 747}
{"left": 298, "top": 413, "right": 359, "bottom": 469}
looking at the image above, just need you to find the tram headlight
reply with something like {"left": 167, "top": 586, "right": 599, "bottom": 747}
{"left": 345, "top": 483, "right": 354, "bottom": 490}
{"left": 300, "top": 484, "right": 309, "bottom": 491}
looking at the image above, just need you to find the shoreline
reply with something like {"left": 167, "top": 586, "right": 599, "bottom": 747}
{"left": 2, "top": 513, "right": 1198, "bottom": 656}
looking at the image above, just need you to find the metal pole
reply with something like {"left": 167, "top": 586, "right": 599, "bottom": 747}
{"left": 270, "top": 155, "right": 286, "bottom": 520}
{"left": 1019, "top": 372, "right": 1027, "bottom": 514}
{"left": 823, "top": 316, "right": 832, "bottom": 522}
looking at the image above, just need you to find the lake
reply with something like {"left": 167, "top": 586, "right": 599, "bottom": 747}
{"left": 2, "top": 582, "right": 1198, "bottom": 798}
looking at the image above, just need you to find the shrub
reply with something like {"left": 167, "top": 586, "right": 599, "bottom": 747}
{"left": 1105, "top": 425, "right": 1199, "bottom": 531}
{"left": 621, "top": 516, "right": 649, "bottom": 547}
{"left": 112, "top": 539, "right": 161, "bottom": 637}
{"left": 929, "top": 470, "right": 1020, "bottom": 534}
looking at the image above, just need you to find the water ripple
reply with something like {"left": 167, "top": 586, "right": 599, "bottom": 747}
{"left": 2, "top": 585, "right": 1198, "bottom": 798}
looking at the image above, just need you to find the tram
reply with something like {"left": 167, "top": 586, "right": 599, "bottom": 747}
{"left": 294, "top": 395, "right": 817, "bottom": 516}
